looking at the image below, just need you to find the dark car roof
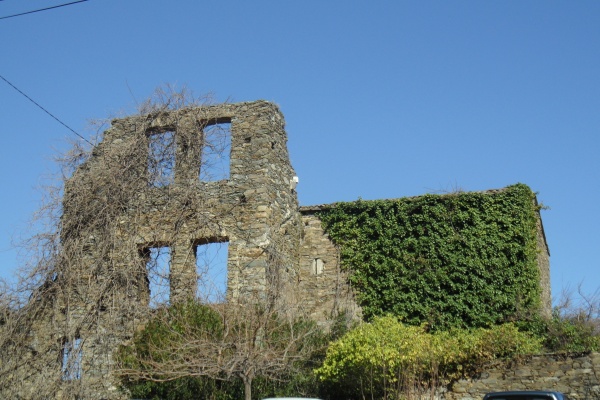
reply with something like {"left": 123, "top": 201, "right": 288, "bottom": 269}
{"left": 483, "top": 391, "right": 567, "bottom": 400}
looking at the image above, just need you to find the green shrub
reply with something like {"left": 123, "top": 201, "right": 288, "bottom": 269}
{"left": 124, "top": 376, "right": 241, "bottom": 400}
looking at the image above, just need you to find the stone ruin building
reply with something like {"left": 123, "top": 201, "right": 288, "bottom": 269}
{"left": 6, "top": 100, "right": 550, "bottom": 399}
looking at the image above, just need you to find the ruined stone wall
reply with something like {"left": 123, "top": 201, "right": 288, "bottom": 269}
{"left": 297, "top": 209, "right": 362, "bottom": 324}
{"left": 11, "top": 100, "right": 305, "bottom": 399}
{"left": 535, "top": 205, "right": 552, "bottom": 318}
{"left": 102, "top": 101, "right": 301, "bottom": 304}
{"left": 6, "top": 100, "right": 554, "bottom": 399}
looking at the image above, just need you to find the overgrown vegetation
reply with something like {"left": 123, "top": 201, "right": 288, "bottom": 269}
{"left": 118, "top": 300, "right": 330, "bottom": 400}
{"left": 520, "top": 286, "right": 600, "bottom": 354}
{"left": 312, "top": 185, "right": 600, "bottom": 398}
{"left": 314, "top": 289, "right": 600, "bottom": 400}
{"left": 318, "top": 184, "right": 542, "bottom": 329}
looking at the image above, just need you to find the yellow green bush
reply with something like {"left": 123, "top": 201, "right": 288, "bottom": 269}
{"left": 315, "top": 316, "right": 542, "bottom": 399}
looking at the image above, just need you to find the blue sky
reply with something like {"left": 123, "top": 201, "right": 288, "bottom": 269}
{"left": 1, "top": 1, "right": 598, "bottom": 302}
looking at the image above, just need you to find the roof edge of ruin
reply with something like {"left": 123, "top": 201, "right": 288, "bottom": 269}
{"left": 299, "top": 186, "right": 526, "bottom": 214}
{"left": 110, "top": 99, "right": 281, "bottom": 125}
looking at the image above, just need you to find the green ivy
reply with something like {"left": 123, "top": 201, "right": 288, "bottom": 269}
{"left": 318, "top": 183, "right": 542, "bottom": 329}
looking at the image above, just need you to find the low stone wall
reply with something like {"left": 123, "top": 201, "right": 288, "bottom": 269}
{"left": 446, "top": 352, "right": 600, "bottom": 399}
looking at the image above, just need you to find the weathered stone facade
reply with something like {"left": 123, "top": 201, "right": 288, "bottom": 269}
{"left": 55, "top": 100, "right": 314, "bottom": 398}
{"left": 447, "top": 352, "right": 600, "bottom": 399}
{"left": 6, "top": 100, "right": 551, "bottom": 399}
{"left": 298, "top": 209, "right": 363, "bottom": 322}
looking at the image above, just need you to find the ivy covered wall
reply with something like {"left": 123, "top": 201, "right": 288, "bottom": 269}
{"left": 315, "top": 183, "right": 548, "bottom": 330}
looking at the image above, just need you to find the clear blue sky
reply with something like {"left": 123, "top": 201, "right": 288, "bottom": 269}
{"left": 1, "top": 1, "right": 598, "bottom": 303}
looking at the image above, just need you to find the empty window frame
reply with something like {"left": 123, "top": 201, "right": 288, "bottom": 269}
{"left": 148, "top": 130, "right": 176, "bottom": 187}
{"left": 143, "top": 246, "right": 171, "bottom": 307}
{"left": 195, "top": 239, "right": 229, "bottom": 302}
{"left": 312, "top": 258, "right": 324, "bottom": 275}
{"left": 200, "top": 119, "right": 231, "bottom": 182}
{"left": 61, "top": 337, "right": 82, "bottom": 381}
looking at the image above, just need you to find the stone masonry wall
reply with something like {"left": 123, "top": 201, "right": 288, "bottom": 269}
{"left": 535, "top": 204, "right": 552, "bottom": 318}
{"left": 447, "top": 352, "right": 600, "bottom": 399}
{"left": 296, "top": 210, "right": 362, "bottom": 324}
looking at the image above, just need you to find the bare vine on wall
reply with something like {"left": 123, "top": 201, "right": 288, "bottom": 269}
{"left": 0, "top": 86, "right": 314, "bottom": 400}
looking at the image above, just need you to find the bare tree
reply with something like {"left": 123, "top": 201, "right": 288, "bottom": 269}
{"left": 118, "top": 296, "right": 321, "bottom": 400}
{"left": 555, "top": 283, "right": 600, "bottom": 325}
{"left": 546, "top": 283, "right": 600, "bottom": 352}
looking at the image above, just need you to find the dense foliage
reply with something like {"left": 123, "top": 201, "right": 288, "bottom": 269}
{"left": 315, "top": 316, "right": 542, "bottom": 399}
{"left": 318, "top": 183, "right": 542, "bottom": 329}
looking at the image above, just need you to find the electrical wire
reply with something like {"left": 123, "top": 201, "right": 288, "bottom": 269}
{"left": 0, "top": 0, "right": 89, "bottom": 20}
{"left": 0, "top": 73, "right": 92, "bottom": 145}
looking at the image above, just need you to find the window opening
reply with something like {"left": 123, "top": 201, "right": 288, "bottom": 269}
{"left": 61, "top": 337, "right": 82, "bottom": 381}
{"left": 312, "top": 258, "right": 324, "bottom": 275}
{"left": 144, "top": 246, "right": 171, "bottom": 307}
{"left": 195, "top": 240, "right": 229, "bottom": 302}
{"left": 148, "top": 130, "right": 176, "bottom": 187}
{"left": 200, "top": 119, "right": 231, "bottom": 182}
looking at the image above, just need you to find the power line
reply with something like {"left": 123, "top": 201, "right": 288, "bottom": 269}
{"left": 0, "top": 0, "right": 90, "bottom": 20}
{"left": 0, "top": 73, "right": 92, "bottom": 145}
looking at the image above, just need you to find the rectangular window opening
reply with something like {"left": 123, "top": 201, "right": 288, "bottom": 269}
{"left": 195, "top": 239, "right": 229, "bottom": 303}
{"left": 312, "top": 258, "right": 324, "bottom": 275}
{"left": 200, "top": 119, "right": 231, "bottom": 182}
{"left": 144, "top": 246, "right": 171, "bottom": 307}
{"left": 148, "top": 130, "right": 176, "bottom": 187}
{"left": 61, "top": 337, "right": 82, "bottom": 381}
